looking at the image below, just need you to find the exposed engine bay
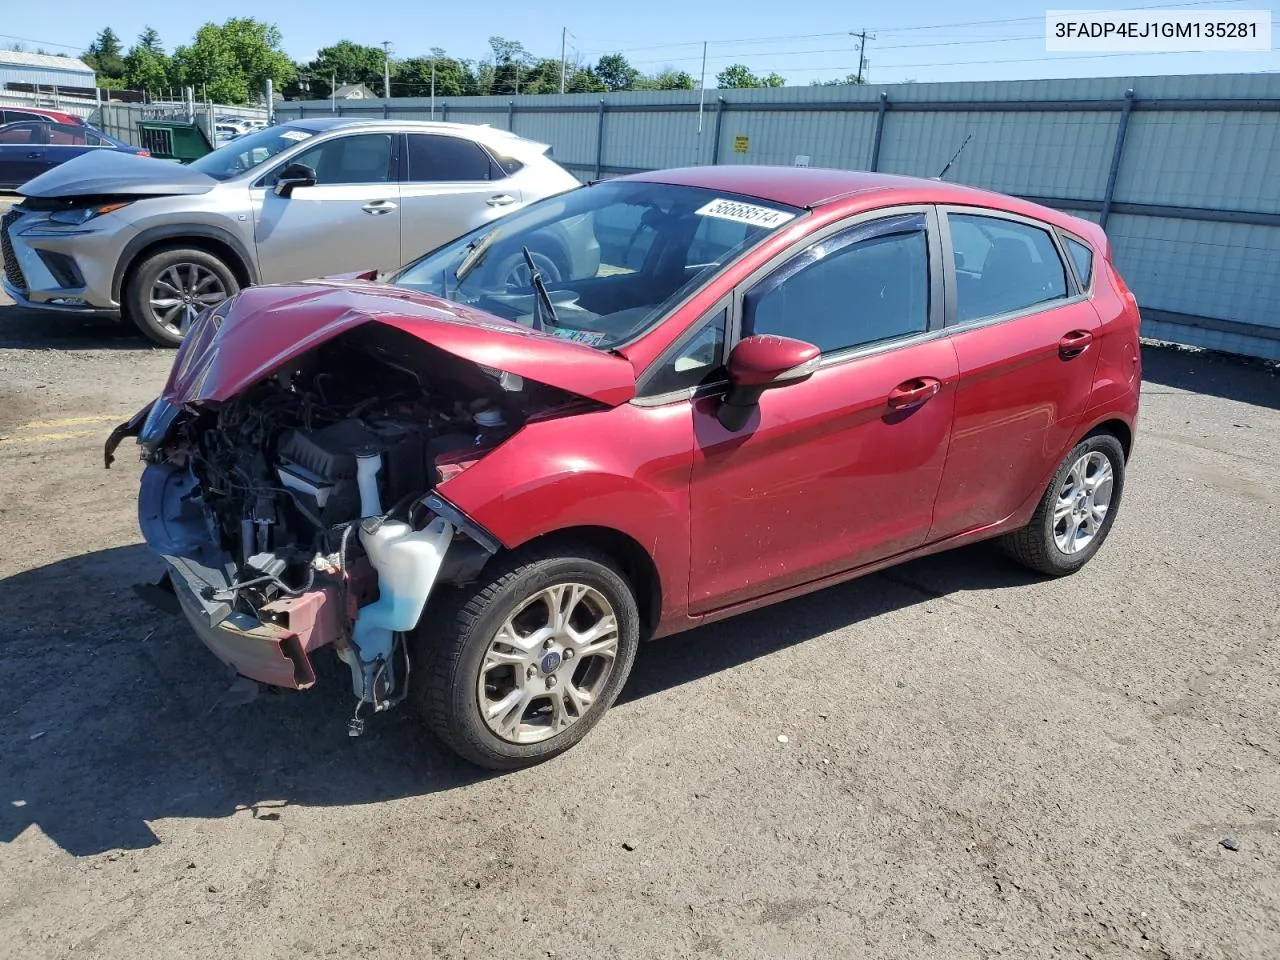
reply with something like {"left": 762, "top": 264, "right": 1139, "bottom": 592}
{"left": 134, "top": 324, "right": 586, "bottom": 733}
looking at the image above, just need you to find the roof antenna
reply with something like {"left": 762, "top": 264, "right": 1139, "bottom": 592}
{"left": 934, "top": 133, "right": 973, "bottom": 181}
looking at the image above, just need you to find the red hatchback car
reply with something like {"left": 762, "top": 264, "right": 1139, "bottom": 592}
{"left": 108, "top": 166, "right": 1141, "bottom": 769}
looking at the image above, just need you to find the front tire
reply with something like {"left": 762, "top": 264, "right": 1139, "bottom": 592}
{"left": 1001, "top": 433, "right": 1126, "bottom": 576}
{"left": 414, "top": 541, "right": 640, "bottom": 770}
{"left": 124, "top": 246, "right": 239, "bottom": 347}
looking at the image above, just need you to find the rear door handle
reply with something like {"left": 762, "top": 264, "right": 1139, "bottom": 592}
{"left": 486, "top": 194, "right": 517, "bottom": 207}
{"left": 1059, "top": 330, "right": 1094, "bottom": 358}
{"left": 361, "top": 200, "right": 398, "bottom": 215}
{"left": 27, "top": 152, "right": 43, "bottom": 159}
{"left": 887, "top": 377, "right": 942, "bottom": 411}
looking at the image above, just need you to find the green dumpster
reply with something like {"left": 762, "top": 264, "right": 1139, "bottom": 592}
{"left": 136, "top": 120, "right": 214, "bottom": 163}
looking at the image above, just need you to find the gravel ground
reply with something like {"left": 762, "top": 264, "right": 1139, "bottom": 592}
{"left": 0, "top": 262, "right": 1277, "bottom": 958}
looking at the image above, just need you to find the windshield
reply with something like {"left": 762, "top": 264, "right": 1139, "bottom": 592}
{"left": 188, "top": 124, "right": 317, "bottom": 181}
{"left": 390, "top": 180, "right": 801, "bottom": 350}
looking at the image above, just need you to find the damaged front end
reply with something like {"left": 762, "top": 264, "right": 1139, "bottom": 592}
{"left": 107, "top": 283, "right": 625, "bottom": 734}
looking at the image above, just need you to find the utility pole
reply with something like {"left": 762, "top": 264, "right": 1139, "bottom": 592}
{"left": 331, "top": 70, "right": 336, "bottom": 113}
{"left": 559, "top": 27, "right": 567, "bottom": 94}
{"left": 852, "top": 29, "right": 874, "bottom": 84}
{"left": 381, "top": 41, "right": 392, "bottom": 98}
{"left": 430, "top": 55, "right": 436, "bottom": 119}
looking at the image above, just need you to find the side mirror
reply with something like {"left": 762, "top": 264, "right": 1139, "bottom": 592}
{"left": 717, "top": 334, "right": 821, "bottom": 431}
{"left": 273, "top": 162, "right": 317, "bottom": 197}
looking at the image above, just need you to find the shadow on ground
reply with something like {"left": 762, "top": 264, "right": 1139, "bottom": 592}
{"left": 0, "top": 540, "right": 1039, "bottom": 857}
{"left": 0, "top": 302, "right": 154, "bottom": 351}
{"left": 1140, "top": 342, "right": 1279, "bottom": 410}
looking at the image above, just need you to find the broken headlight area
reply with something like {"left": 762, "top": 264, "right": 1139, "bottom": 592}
{"left": 135, "top": 324, "right": 571, "bottom": 732}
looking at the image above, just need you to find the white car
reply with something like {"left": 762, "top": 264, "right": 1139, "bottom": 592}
{"left": 3, "top": 118, "right": 583, "bottom": 345}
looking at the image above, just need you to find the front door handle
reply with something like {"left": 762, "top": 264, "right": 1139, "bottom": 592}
{"left": 361, "top": 200, "right": 398, "bottom": 215}
{"left": 486, "top": 194, "right": 517, "bottom": 207}
{"left": 887, "top": 377, "right": 942, "bottom": 411}
{"left": 27, "top": 152, "right": 43, "bottom": 159}
{"left": 1059, "top": 330, "right": 1094, "bottom": 358}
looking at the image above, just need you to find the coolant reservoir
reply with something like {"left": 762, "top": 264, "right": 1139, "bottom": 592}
{"left": 350, "top": 516, "right": 455, "bottom": 685}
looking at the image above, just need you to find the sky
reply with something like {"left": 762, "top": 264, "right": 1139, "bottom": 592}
{"left": 2, "top": 0, "right": 1276, "bottom": 86}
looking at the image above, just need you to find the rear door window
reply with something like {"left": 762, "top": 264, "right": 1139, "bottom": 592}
{"left": 47, "top": 124, "right": 87, "bottom": 146}
{"left": 948, "top": 214, "right": 1068, "bottom": 323}
{"left": 406, "top": 134, "right": 494, "bottom": 182}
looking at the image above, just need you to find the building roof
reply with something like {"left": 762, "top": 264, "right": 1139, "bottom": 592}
{"left": 333, "top": 83, "right": 377, "bottom": 100}
{"left": 0, "top": 50, "right": 94, "bottom": 74}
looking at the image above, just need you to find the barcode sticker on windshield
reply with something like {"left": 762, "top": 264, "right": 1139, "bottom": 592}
{"left": 279, "top": 130, "right": 312, "bottom": 142}
{"left": 695, "top": 198, "right": 795, "bottom": 228}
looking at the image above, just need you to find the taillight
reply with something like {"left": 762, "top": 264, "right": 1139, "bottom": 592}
{"left": 136, "top": 149, "right": 151, "bottom": 158}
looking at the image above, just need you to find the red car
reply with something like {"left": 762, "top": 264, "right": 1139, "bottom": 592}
{"left": 108, "top": 166, "right": 1141, "bottom": 769}
{"left": 0, "top": 107, "right": 86, "bottom": 127}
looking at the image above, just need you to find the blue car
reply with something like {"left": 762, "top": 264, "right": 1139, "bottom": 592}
{"left": 0, "top": 120, "right": 149, "bottom": 190}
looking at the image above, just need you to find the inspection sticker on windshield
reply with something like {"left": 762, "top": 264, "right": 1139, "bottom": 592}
{"left": 549, "top": 328, "right": 607, "bottom": 347}
{"left": 279, "top": 129, "right": 312, "bottom": 142}
{"left": 694, "top": 198, "right": 795, "bottom": 228}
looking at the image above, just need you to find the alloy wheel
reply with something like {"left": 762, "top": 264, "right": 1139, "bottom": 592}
{"left": 477, "top": 582, "right": 620, "bottom": 744}
{"left": 149, "top": 263, "right": 228, "bottom": 337}
{"left": 1053, "top": 450, "right": 1114, "bottom": 554}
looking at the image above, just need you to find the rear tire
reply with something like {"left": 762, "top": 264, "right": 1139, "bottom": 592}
{"left": 413, "top": 540, "right": 640, "bottom": 770}
{"left": 124, "top": 246, "right": 239, "bottom": 347}
{"left": 1001, "top": 433, "right": 1126, "bottom": 576}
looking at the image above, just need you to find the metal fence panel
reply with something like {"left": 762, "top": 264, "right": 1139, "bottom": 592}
{"left": 175, "top": 73, "right": 1280, "bottom": 360}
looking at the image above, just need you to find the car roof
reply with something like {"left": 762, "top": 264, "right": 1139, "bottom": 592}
{"left": 281, "top": 116, "right": 549, "bottom": 157}
{"left": 284, "top": 117, "right": 518, "bottom": 138}
{"left": 625, "top": 164, "right": 1094, "bottom": 234}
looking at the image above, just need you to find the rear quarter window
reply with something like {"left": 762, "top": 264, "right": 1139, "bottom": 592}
{"left": 1063, "top": 236, "right": 1094, "bottom": 290}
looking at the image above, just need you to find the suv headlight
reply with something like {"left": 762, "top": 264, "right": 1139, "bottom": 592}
{"left": 46, "top": 202, "right": 132, "bottom": 226}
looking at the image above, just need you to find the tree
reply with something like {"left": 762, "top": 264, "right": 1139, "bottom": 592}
{"left": 716, "top": 63, "right": 785, "bottom": 88}
{"left": 566, "top": 66, "right": 606, "bottom": 94}
{"left": 123, "top": 28, "right": 172, "bottom": 96}
{"left": 484, "top": 36, "right": 534, "bottom": 95}
{"left": 303, "top": 40, "right": 386, "bottom": 98}
{"left": 172, "top": 19, "right": 294, "bottom": 105}
{"left": 811, "top": 73, "right": 866, "bottom": 86}
{"left": 84, "top": 27, "right": 126, "bottom": 80}
{"left": 639, "top": 68, "right": 695, "bottom": 91}
{"left": 594, "top": 53, "right": 639, "bottom": 92}
{"left": 395, "top": 51, "right": 479, "bottom": 98}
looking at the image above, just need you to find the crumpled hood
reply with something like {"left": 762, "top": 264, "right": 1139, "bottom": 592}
{"left": 19, "top": 150, "right": 216, "bottom": 198}
{"left": 164, "top": 279, "right": 638, "bottom": 407}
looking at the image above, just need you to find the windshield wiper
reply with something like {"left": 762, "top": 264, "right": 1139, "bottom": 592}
{"left": 521, "top": 246, "right": 558, "bottom": 332}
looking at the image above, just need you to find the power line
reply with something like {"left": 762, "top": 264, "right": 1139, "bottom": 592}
{"left": 572, "top": 0, "right": 1256, "bottom": 56}
{"left": 782, "top": 48, "right": 1262, "bottom": 75}
{"left": 0, "top": 33, "right": 85, "bottom": 52}
{"left": 864, "top": 0, "right": 1260, "bottom": 33}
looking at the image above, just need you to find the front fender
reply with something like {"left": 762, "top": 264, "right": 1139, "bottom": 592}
{"left": 439, "top": 404, "right": 695, "bottom": 625}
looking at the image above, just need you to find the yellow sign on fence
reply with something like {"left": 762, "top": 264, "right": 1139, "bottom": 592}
{"left": 733, "top": 134, "right": 749, "bottom": 153}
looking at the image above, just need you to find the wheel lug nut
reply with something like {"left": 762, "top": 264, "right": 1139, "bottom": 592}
{"left": 546, "top": 675, "right": 557, "bottom": 689}
{"left": 563, "top": 648, "right": 574, "bottom": 661}
{"left": 526, "top": 665, "right": 537, "bottom": 679}
{"left": 543, "top": 639, "right": 553, "bottom": 650}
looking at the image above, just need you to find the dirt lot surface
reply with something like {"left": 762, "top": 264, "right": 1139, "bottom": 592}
{"left": 1, "top": 259, "right": 1277, "bottom": 958}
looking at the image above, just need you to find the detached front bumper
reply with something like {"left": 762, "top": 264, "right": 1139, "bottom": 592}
{"left": 134, "top": 457, "right": 373, "bottom": 689}
{"left": 167, "top": 569, "right": 346, "bottom": 690}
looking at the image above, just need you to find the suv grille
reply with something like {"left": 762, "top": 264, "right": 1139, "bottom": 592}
{"left": 2, "top": 209, "right": 26, "bottom": 291}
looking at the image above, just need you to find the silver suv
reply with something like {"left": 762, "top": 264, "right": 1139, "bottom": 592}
{"left": 2, "top": 118, "right": 581, "bottom": 345}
